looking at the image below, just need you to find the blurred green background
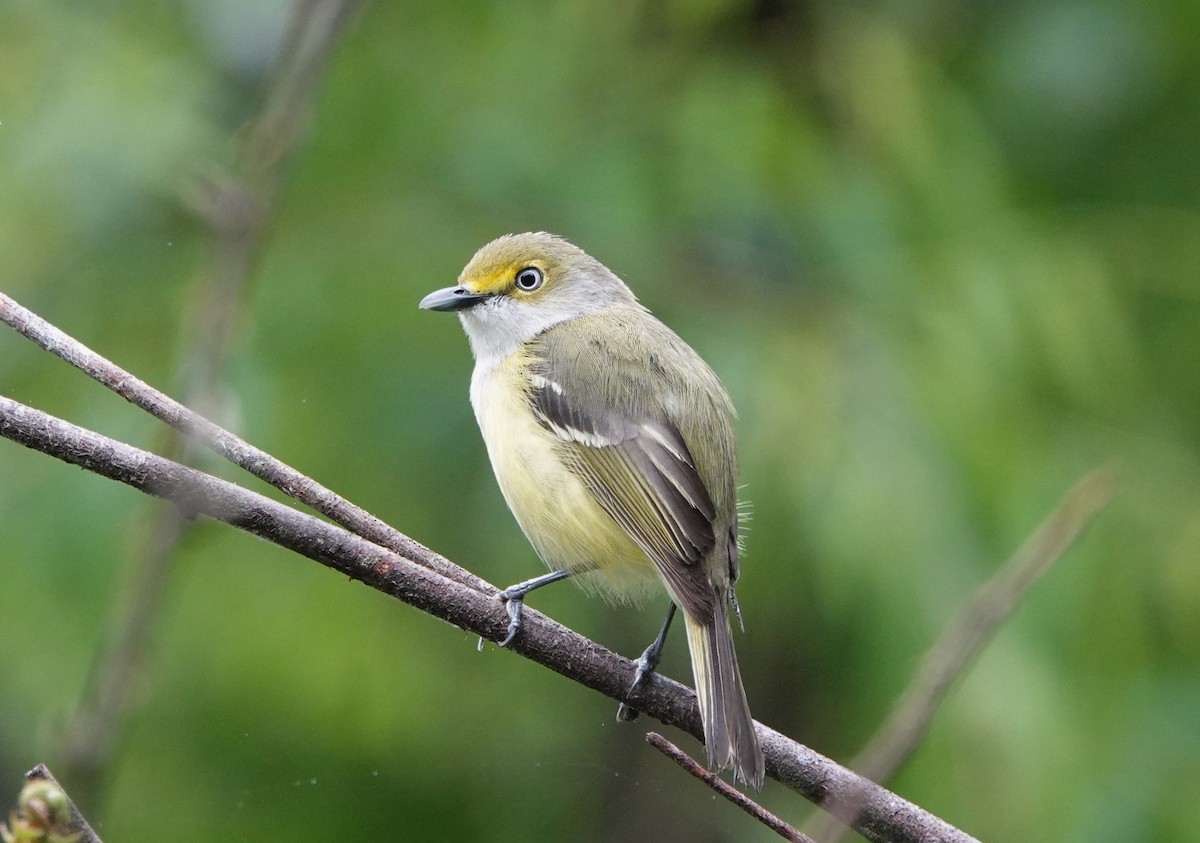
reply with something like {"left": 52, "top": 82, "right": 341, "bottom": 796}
{"left": 2, "top": 1, "right": 1199, "bottom": 840}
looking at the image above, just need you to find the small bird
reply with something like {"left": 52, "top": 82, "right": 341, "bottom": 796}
{"left": 420, "top": 232, "right": 765, "bottom": 789}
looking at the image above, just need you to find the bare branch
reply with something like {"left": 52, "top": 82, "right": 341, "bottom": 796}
{"left": 807, "top": 467, "right": 1118, "bottom": 843}
{"left": 647, "top": 733, "right": 813, "bottom": 843}
{"left": 56, "top": 0, "right": 365, "bottom": 798}
{"left": 0, "top": 394, "right": 980, "bottom": 843}
{"left": 57, "top": 507, "right": 187, "bottom": 797}
{"left": 0, "top": 292, "right": 488, "bottom": 595}
{"left": 855, "top": 467, "right": 1117, "bottom": 779}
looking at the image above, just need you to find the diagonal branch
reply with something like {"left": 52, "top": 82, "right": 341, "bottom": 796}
{"left": 0, "top": 393, "right": 979, "bottom": 843}
{"left": 806, "top": 467, "right": 1117, "bottom": 843}
{"left": 647, "top": 732, "right": 813, "bottom": 843}
{"left": 852, "top": 467, "right": 1117, "bottom": 781}
{"left": 0, "top": 291, "right": 487, "bottom": 595}
{"left": 57, "top": 0, "right": 365, "bottom": 797}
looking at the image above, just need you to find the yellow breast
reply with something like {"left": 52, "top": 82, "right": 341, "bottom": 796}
{"left": 469, "top": 350, "right": 662, "bottom": 603}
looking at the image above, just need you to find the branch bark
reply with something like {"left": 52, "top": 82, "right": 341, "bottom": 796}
{"left": 57, "top": 0, "right": 364, "bottom": 796}
{"left": 0, "top": 393, "right": 979, "bottom": 843}
{"left": 0, "top": 292, "right": 487, "bottom": 595}
{"left": 647, "top": 733, "right": 813, "bottom": 843}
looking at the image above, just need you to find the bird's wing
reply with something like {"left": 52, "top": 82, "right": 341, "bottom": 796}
{"left": 525, "top": 346, "right": 719, "bottom": 623}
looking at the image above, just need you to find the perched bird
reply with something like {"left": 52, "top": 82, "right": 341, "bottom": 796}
{"left": 420, "top": 232, "right": 765, "bottom": 789}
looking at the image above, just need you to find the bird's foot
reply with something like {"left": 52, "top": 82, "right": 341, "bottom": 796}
{"left": 478, "top": 570, "right": 573, "bottom": 650}
{"left": 616, "top": 641, "right": 665, "bottom": 722}
{"left": 497, "top": 587, "right": 526, "bottom": 648}
{"left": 475, "top": 587, "right": 527, "bottom": 651}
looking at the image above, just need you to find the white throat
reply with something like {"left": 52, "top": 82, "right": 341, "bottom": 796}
{"left": 458, "top": 296, "right": 578, "bottom": 371}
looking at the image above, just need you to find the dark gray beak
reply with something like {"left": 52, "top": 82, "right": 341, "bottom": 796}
{"left": 419, "top": 285, "right": 490, "bottom": 312}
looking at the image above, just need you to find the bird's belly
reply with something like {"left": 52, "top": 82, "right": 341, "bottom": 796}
{"left": 471, "top": 358, "right": 661, "bottom": 603}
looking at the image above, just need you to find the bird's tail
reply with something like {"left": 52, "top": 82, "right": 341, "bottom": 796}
{"left": 684, "top": 599, "right": 765, "bottom": 789}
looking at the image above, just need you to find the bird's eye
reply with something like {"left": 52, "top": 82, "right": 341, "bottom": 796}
{"left": 514, "top": 267, "right": 544, "bottom": 291}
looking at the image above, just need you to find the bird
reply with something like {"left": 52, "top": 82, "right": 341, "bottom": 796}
{"left": 419, "top": 232, "right": 765, "bottom": 789}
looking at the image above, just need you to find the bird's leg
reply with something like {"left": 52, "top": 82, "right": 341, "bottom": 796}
{"left": 617, "top": 602, "right": 677, "bottom": 722}
{"left": 492, "top": 569, "right": 573, "bottom": 648}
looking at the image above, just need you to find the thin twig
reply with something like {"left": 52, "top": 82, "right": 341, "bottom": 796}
{"left": 0, "top": 293, "right": 488, "bottom": 596}
{"left": 3, "top": 764, "right": 102, "bottom": 843}
{"left": 0, "top": 394, "right": 980, "bottom": 843}
{"left": 0, "top": 3, "right": 478, "bottom": 600}
{"left": 806, "top": 467, "right": 1118, "bottom": 843}
{"left": 856, "top": 467, "right": 1117, "bottom": 778}
{"left": 56, "top": 0, "right": 364, "bottom": 800}
{"left": 647, "top": 733, "right": 813, "bottom": 843}
{"left": 57, "top": 508, "right": 189, "bottom": 799}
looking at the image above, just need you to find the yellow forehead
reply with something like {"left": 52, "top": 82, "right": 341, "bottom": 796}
{"left": 457, "top": 232, "right": 582, "bottom": 294}
{"left": 459, "top": 262, "right": 538, "bottom": 295}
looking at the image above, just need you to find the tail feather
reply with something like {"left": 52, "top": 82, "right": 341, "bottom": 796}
{"left": 684, "top": 600, "right": 765, "bottom": 789}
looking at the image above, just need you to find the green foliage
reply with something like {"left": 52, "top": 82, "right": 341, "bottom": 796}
{"left": 1, "top": 1, "right": 1198, "bottom": 840}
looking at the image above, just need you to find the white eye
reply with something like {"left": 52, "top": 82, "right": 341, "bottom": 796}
{"left": 515, "top": 267, "right": 544, "bottom": 291}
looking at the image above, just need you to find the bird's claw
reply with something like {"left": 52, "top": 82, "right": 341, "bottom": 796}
{"left": 476, "top": 589, "right": 526, "bottom": 650}
{"left": 616, "top": 651, "right": 656, "bottom": 722}
{"left": 498, "top": 588, "right": 524, "bottom": 648}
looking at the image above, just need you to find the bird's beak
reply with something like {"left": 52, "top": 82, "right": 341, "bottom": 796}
{"left": 419, "top": 285, "right": 491, "bottom": 312}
